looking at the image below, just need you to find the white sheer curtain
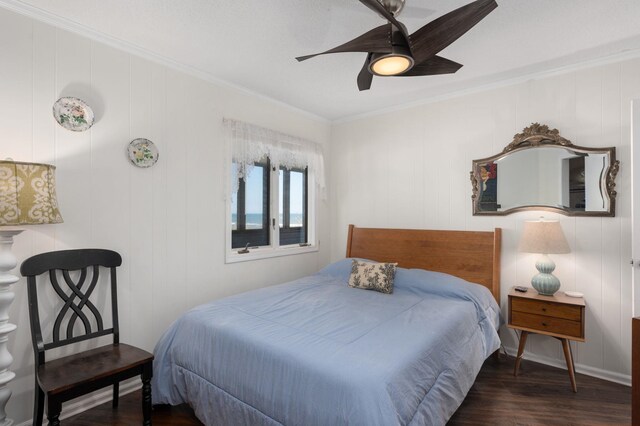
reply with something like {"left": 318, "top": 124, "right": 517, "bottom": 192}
{"left": 223, "top": 118, "right": 325, "bottom": 198}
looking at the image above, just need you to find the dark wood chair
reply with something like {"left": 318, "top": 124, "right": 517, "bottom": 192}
{"left": 20, "top": 249, "right": 153, "bottom": 426}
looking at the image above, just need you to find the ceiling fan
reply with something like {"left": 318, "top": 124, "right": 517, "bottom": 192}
{"left": 296, "top": 0, "right": 498, "bottom": 91}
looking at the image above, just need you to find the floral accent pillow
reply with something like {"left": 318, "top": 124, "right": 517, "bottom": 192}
{"left": 348, "top": 260, "right": 397, "bottom": 294}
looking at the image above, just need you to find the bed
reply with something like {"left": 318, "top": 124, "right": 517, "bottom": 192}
{"left": 152, "top": 225, "right": 502, "bottom": 425}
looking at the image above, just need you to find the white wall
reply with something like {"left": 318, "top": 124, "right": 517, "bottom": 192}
{"left": 632, "top": 100, "right": 640, "bottom": 317}
{"left": 330, "top": 59, "right": 639, "bottom": 385}
{"left": 0, "top": 7, "right": 331, "bottom": 424}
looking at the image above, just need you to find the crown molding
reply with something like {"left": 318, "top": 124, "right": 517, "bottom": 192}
{"left": 0, "top": 0, "right": 329, "bottom": 124}
{"left": 334, "top": 46, "right": 640, "bottom": 125}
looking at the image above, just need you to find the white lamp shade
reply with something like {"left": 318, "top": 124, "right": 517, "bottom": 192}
{"left": 0, "top": 160, "right": 63, "bottom": 226}
{"left": 518, "top": 220, "right": 570, "bottom": 254}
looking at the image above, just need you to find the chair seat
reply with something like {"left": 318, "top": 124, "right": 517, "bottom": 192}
{"left": 38, "top": 343, "right": 153, "bottom": 396}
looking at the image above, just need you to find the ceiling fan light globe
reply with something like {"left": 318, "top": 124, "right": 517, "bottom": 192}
{"left": 369, "top": 53, "right": 414, "bottom": 76}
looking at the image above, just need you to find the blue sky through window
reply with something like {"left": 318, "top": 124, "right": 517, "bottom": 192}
{"left": 290, "top": 171, "right": 303, "bottom": 215}
{"left": 231, "top": 164, "right": 303, "bottom": 215}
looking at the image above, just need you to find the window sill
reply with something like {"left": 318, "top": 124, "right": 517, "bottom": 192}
{"left": 225, "top": 244, "right": 318, "bottom": 264}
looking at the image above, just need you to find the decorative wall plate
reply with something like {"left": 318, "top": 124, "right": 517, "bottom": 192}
{"left": 52, "top": 97, "right": 95, "bottom": 132}
{"left": 127, "top": 139, "right": 159, "bottom": 168}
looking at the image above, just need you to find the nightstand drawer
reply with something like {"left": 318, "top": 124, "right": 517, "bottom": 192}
{"left": 511, "top": 297, "right": 581, "bottom": 321}
{"left": 511, "top": 311, "right": 583, "bottom": 338}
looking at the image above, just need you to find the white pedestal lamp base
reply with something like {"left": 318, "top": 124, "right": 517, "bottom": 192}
{"left": 0, "top": 229, "right": 23, "bottom": 426}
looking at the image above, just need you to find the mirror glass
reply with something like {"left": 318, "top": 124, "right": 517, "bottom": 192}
{"left": 471, "top": 124, "right": 618, "bottom": 216}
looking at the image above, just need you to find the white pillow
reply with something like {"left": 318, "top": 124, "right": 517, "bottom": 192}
{"left": 348, "top": 259, "right": 397, "bottom": 294}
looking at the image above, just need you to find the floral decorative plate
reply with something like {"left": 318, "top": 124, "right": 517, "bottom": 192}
{"left": 127, "top": 138, "right": 159, "bottom": 168}
{"left": 52, "top": 97, "right": 95, "bottom": 132}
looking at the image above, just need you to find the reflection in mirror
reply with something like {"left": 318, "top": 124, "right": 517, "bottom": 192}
{"left": 471, "top": 123, "right": 619, "bottom": 217}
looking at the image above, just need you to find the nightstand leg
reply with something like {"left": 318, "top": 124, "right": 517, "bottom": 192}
{"left": 561, "top": 338, "right": 578, "bottom": 392}
{"left": 514, "top": 331, "right": 529, "bottom": 376}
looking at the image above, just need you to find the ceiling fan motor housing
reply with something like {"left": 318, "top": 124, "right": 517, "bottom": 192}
{"left": 378, "top": 0, "right": 406, "bottom": 16}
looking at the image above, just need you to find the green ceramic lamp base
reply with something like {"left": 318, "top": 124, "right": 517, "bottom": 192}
{"left": 531, "top": 254, "right": 561, "bottom": 295}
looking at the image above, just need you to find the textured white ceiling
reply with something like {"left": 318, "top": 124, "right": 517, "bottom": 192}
{"left": 7, "top": 0, "right": 640, "bottom": 120}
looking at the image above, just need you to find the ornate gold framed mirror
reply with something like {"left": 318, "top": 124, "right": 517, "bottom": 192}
{"left": 470, "top": 123, "right": 619, "bottom": 217}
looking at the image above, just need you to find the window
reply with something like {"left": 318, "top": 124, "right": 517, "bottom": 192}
{"left": 224, "top": 118, "right": 322, "bottom": 262}
{"left": 228, "top": 160, "right": 315, "bottom": 262}
{"left": 231, "top": 160, "right": 270, "bottom": 249}
{"left": 279, "top": 167, "right": 308, "bottom": 246}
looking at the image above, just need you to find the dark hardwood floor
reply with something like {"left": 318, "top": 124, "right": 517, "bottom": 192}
{"left": 65, "top": 394, "right": 203, "bottom": 426}
{"left": 449, "top": 356, "right": 631, "bottom": 425}
{"left": 65, "top": 356, "right": 631, "bottom": 425}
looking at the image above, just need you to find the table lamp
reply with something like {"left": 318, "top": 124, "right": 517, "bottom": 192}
{"left": 0, "top": 159, "right": 62, "bottom": 425}
{"left": 518, "top": 218, "right": 570, "bottom": 296}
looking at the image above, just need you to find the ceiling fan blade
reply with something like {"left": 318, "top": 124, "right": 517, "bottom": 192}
{"left": 409, "top": 0, "right": 497, "bottom": 64}
{"left": 358, "top": 0, "right": 409, "bottom": 40}
{"left": 357, "top": 54, "right": 374, "bottom": 91}
{"left": 397, "top": 56, "right": 463, "bottom": 77}
{"left": 296, "top": 24, "right": 392, "bottom": 62}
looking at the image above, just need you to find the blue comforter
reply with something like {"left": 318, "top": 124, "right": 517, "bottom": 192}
{"left": 152, "top": 259, "right": 501, "bottom": 425}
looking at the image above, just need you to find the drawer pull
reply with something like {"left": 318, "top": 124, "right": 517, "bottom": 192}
{"left": 542, "top": 308, "right": 547, "bottom": 312}
{"left": 542, "top": 322, "right": 548, "bottom": 327}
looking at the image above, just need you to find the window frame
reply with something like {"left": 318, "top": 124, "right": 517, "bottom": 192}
{"left": 226, "top": 159, "right": 317, "bottom": 264}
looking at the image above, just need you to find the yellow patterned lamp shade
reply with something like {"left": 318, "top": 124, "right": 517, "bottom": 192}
{"left": 0, "top": 160, "right": 63, "bottom": 225}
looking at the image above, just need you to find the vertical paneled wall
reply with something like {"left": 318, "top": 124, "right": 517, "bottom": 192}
{"left": 330, "top": 60, "right": 640, "bottom": 384}
{"left": 0, "top": 8, "right": 330, "bottom": 424}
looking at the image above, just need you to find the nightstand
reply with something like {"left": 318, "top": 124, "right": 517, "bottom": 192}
{"left": 508, "top": 287, "right": 586, "bottom": 392}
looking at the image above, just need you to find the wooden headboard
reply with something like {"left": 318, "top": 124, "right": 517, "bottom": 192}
{"left": 346, "top": 225, "right": 502, "bottom": 303}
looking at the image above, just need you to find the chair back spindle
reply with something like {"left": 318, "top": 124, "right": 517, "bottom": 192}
{"left": 20, "top": 249, "right": 122, "bottom": 366}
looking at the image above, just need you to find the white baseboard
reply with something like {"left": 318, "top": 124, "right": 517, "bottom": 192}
{"left": 503, "top": 345, "right": 631, "bottom": 387}
{"left": 14, "top": 379, "right": 141, "bottom": 426}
